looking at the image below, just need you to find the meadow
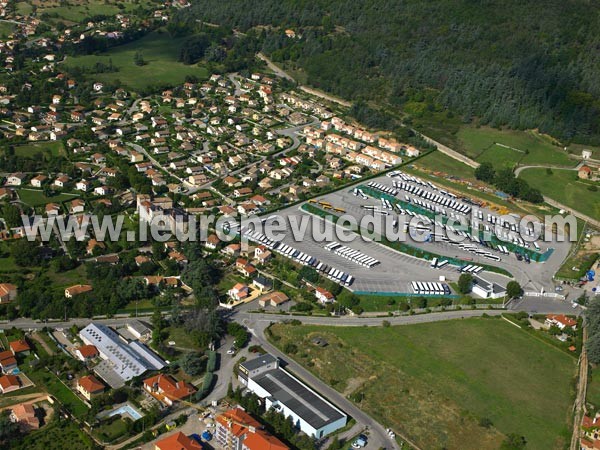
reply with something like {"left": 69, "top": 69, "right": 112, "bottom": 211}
{"left": 269, "top": 318, "right": 576, "bottom": 450}
{"left": 519, "top": 168, "right": 599, "bottom": 219}
{"left": 65, "top": 31, "right": 210, "bottom": 90}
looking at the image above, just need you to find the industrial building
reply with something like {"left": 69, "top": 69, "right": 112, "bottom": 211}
{"left": 471, "top": 275, "right": 507, "bottom": 299}
{"left": 238, "top": 354, "right": 347, "bottom": 439}
{"left": 79, "top": 323, "right": 166, "bottom": 388}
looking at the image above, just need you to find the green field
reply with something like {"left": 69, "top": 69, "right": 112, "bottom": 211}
{"left": 65, "top": 31, "right": 210, "bottom": 89}
{"left": 11, "top": 141, "right": 65, "bottom": 159}
{"left": 16, "top": 189, "right": 79, "bottom": 207}
{"left": 0, "top": 21, "right": 16, "bottom": 38}
{"left": 25, "top": 0, "right": 153, "bottom": 24}
{"left": 456, "top": 127, "right": 575, "bottom": 167}
{"left": 519, "top": 168, "right": 599, "bottom": 219}
{"left": 408, "top": 150, "right": 476, "bottom": 180}
{"left": 587, "top": 367, "right": 600, "bottom": 409}
{"left": 13, "top": 420, "right": 94, "bottom": 450}
{"left": 28, "top": 370, "right": 88, "bottom": 417}
{"left": 269, "top": 318, "right": 575, "bottom": 450}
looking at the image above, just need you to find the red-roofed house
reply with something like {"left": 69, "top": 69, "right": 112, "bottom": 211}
{"left": 315, "top": 287, "right": 335, "bottom": 304}
{"left": 9, "top": 339, "right": 30, "bottom": 355}
{"left": 143, "top": 374, "right": 196, "bottom": 406}
{"left": 228, "top": 283, "right": 249, "bottom": 301}
{"left": 215, "top": 408, "right": 289, "bottom": 450}
{"left": 0, "top": 283, "right": 17, "bottom": 303}
{"left": 10, "top": 403, "right": 40, "bottom": 431}
{"left": 77, "top": 375, "right": 105, "bottom": 400}
{"left": 75, "top": 345, "right": 99, "bottom": 362}
{"left": 154, "top": 432, "right": 203, "bottom": 450}
{"left": 0, "top": 375, "right": 22, "bottom": 393}
{"left": 545, "top": 314, "right": 577, "bottom": 330}
{"left": 0, "top": 350, "right": 17, "bottom": 372}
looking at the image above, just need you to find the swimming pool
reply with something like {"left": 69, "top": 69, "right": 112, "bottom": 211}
{"left": 105, "top": 403, "right": 143, "bottom": 421}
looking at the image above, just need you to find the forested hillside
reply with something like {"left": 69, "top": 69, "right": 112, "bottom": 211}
{"left": 178, "top": 0, "right": 600, "bottom": 143}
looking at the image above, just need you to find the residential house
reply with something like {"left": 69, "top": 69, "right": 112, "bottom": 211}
{"left": 0, "top": 375, "right": 21, "bottom": 394}
{"left": 77, "top": 375, "right": 105, "bottom": 400}
{"left": 9, "top": 340, "right": 30, "bottom": 356}
{"left": 258, "top": 291, "right": 290, "bottom": 308}
{"left": 545, "top": 314, "right": 578, "bottom": 330}
{"left": 75, "top": 345, "right": 99, "bottom": 362}
{"left": 315, "top": 287, "right": 335, "bottom": 304}
{"left": 154, "top": 432, "right": 202, "bottom": 450}
{"left": 143, "top": 374, "right": 196, "bottom": 406}
{"left": 10, "top": 403, "right": 40, "bottom": 431}
{"left": 30, "top": 174, "right": 47, "bottom": 188}
{"left": 0, "top": 283, "right": 17, "bottom": 303}
{"left": 6, "top": 173, "right": 26, "bottom": 186}
{"left": 228, "top": 283, "right": 249, "bottom": 301}
{"left": 65, "top": 284, "right": 93, "bottom": 298}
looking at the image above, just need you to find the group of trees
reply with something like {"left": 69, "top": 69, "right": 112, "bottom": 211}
{"left": 585, "top": 298, "right": 600, "bottom": 364}
{"left": 475, "top": 162, "right": 544, "bottom": 203}
{"left": 178, "top": 0, "right": 600, "bottom": 144}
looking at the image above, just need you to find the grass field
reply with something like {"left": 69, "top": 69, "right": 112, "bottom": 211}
{"left": 16, "top": 189, "right": 79, "bottom": 207}
{"left": 65, "top": 31, "right": 210, "bottom": 90}
{"left": 408, "top": 150, "right": 476, "bottom": 180}
{"left": 13, "top": 420, "right": 95, "bottom": 450}
{"left": 10, "top": 141, "right": 65, "bottom": 159}
{"left": 519, "top": 168, "right": 600, "bottom": 219}
{"left": 28, "top": 370, "right": 88, "bottom": 417}
{"left": 269, "top": 318, "right": 575, "bottom": 450}
{"left": 23, "top": 0, "right": 153, "bottom": 24}
{"left": 0, "top": 21, "right": 16, "bottom": 38}
{"left": 456, "top": 127, "right": 575, "bottom": 167}
{"left": 587, "top": 367, "right": 600, "bottom": 409}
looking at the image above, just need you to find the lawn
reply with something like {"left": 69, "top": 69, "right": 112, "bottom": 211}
{"left": 0, "top": 21, "right": 15, "bottom": 38}
{"left": 47, "top": 264, "right": 89, "bottom": 289}
{"left": 65, "top": 31, "right": 210, "bottom": 90}
{"left": 16, "top": 188, "right": 79, "bottom": 207}
{"left": 269, "top": 318, "right": 576, "bottom": 450}
{"left": 456, "top": 126, "right": 575, "bottom": 167}
{"left": 409, "top": 150, "right": 476, "bottom": 180}
{"left": 93, "top": 417, "right": 129, "bottom": 443}
{"left": 28, "top": 369, "right": 88, "bottom": 417}
{"left": 519, "top": 168, "right": 600, "bottom": 219}
{"left": 29, "top": 0, "right": 153, "bottom": 24}
{"left": 13, "top": 420, "right": 95, "bottom": 450}
{"left": 12, "top": 141, "right": 65, "bottom": 158}
{"left": 587, "top": 366, "right": 600, "bottom": 409}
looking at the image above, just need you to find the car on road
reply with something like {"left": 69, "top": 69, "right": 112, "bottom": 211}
{"left": 352, "top": 436, "right": 367, "bottom": 448}
{"left": 227, "top": 347, "right": 236, "bottom": 355}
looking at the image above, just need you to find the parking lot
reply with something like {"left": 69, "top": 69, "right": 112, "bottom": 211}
{"left": 259, "top": 172, "right": 573, "bottom": 295}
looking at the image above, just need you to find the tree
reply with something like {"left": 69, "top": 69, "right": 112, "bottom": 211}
{"left": 0, "top": 410, "right": 20, "bottom": 444}
{"left": 475, "top": 162, "right": 495, "bottom": 183}
{"left": 457, "top": 273, "right": 473, "bottom": 294}
{"left": 500, "top": 433, "right": 527, "bottom": 449}
{"left": 133, "top": 51, "right": 145, "bottom": 66}
{"left": 506, "top": 281, "right": 523, "bottom": 299}
{"left": 180, "top": 352, "right": 205, "bottom": 376}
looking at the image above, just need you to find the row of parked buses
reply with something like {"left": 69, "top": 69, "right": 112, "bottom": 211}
{"left": 460, "top": 265, "right": 484, "bottom": 274}
{"left": 367, "top": 181, "right": 398, "bottom": 196}
{"left": 394, "top": 180, "right": 472, "bottom": 215}
{"left": 240, "top": 227, "right": 354, "bottom": 287}
{"left": 325, "top": 241, "right": 380, "bottom": 268}
{"left": 411, "top": 281, "right": 451, "bottom": 296}
{"left": 429, "top": 258, "right": 449, "bottom": 269}
{"left": 352, "top": 188, "right": 369, "bottom": 200}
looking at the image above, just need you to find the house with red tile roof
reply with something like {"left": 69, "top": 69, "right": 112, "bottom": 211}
{"left": 143, "top": 374, "right": 196, "bottom": 406}
{"left": 0, "top": 350, "right": 17, "bottom": 372}
{"left": 77, "top": 375, "right": 105, "bottom": 400}
{"left": 65, "top": 284, "right": 93, "bottom": 298}
{"left": 0, "top": 283, "right": 17, "bottom": 303}
{"left": 0, "top": 374, "right": 22, "bottom": 393}
{"left": 10, "top": 403, "right": 39, "bottom": 431}
{"left": 315, "top": 287, "right": 335, "bottom": 304}
{"left": 215, "top": 408, "right": 289, "bottom": 450}
{"left": 9, "top": 339, "right": 30, "bottom": 355}
{"left": 75, "top": 345, "right": 99, "bottom": 362}
{"left": 154, "top": 431, "right": 202, "bottom": 450}
{"left": 545, "top": 314, "right": 577, "bottom": 330}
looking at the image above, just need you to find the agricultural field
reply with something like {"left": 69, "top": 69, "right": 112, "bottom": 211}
{"left": 519, "top": 168, "right": 600, "bottom": 219}
{"left": 20, "top": 0, "right": 154, "bottom": 24}
{"left": 269, "top": 318, "right": 576, "bottom": 450}
{"left": 65, "top": 31, "right": 210, "bottom": 90}
{"left": 10, "top": 141, "right": 66, "bottom": 159}
{"left": 456, "top": 127, "right": 576, "bottom": 168}
{"left": 16, "top": 189, "right": 79, "bottom": 207}
{"left": 13, "top": 420, "right": 95, "bottom": 450}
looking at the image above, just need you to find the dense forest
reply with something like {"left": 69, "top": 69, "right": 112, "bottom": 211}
{"left": 179, "top": 0, "right": 600, "bottom": 143}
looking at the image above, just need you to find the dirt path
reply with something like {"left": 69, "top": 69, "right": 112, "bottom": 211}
{"left": 570, "top": 325, "right": 588, "bottom": 450}
{"left": 31, "top": 332, "right": 55, "bottom": 355}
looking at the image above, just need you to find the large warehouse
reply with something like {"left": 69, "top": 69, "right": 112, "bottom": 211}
{"left": 238, "top": 354, "right": 347, "bottom": 439}
{"left": 79, "top": 323, "right": 165, "bottom": 388}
